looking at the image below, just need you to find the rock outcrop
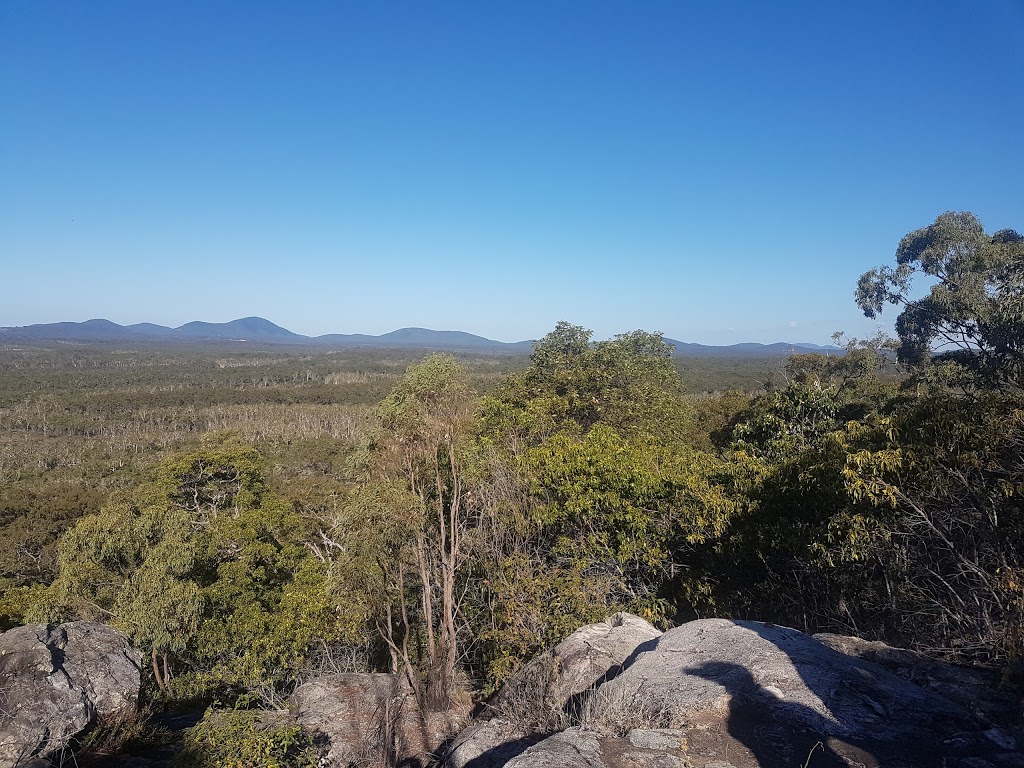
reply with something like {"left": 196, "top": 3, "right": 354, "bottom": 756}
{"left": 447, "top": 724, "right": 691, "bottom": 768}
{"left": 291, "top": 672, "right": 469, "bottom": 767}
{"left": 445, "top": 616, "right": 1024, "bottom": 768}
{"left": 0, "top": 621, "right": 142, "bottom": 768}
{"left": 814, "top": 632, "right": 1021, "bottom": 728}
{"left": 444, "top": 720, "right": 541, "bottom": 768}
{"left": 448, "top": 612, "right": 662, "bottom": 768}
{"left": 593, "top": 618, "right": 992, "bottom": 766}
{"left": 489, "top": 612, "right": 661, "bottom": 729}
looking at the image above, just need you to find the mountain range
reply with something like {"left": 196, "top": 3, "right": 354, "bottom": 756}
{"left": 0, "top": 317, "right": 832, "bottom": 356}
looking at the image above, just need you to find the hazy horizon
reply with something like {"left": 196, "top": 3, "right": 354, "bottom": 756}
{"left": 1, "top": 314, "right": 840, "bottom": 348}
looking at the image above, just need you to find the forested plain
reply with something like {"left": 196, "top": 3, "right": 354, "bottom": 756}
{"left": 2, "top": 212, "right": 1022, "bottom": 766}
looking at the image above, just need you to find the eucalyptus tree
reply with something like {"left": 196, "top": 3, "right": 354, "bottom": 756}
{"left": 472, "top": 324, "right": 739, "bottom": 687}
{"left": 719, "top": 213, "right": 1024, "bottom": 660}
{"left": 369, "top": 354, "right": 479, "bottom": 709}
{"left": 856, "top": 211, "right": 1024, "bottom": 389}
{"left": 36, "top": 444, "right": 327, "bottom": 697}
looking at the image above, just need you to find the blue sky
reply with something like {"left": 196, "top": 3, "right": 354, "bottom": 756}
{"left": 2, "top": 1, "right": 1022, "bottom": 344}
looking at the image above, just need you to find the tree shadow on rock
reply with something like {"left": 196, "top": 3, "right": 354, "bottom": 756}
{"left": 564, "top": 635, "right": 661, "bottom": 722}
{"left": 686, "top": 660, "right": 860, "bottom": 768}
{"left": 445, "top": 731, "right": 547, "bottom": 768}
{"left": 685, "top": 620, "right": 979, "bottom": 767}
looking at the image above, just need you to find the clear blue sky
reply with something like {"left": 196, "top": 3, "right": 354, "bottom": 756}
{"left": 2, "top": 1, "right": 1022, "bottom": 344}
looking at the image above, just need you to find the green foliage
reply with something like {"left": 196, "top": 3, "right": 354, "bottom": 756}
{"left": 0, "top": 482, "right": 107, "bottom": 586}
{"left": 837, "top": 391, "right": 1024, "bottom": 656}
{"left": 710, "top": 216, "right": 1024, "bottom": 665}
{"left": 472, "top": 421, "right": 740, "bottom": 688}
{"left": 0, "top": 580, "right": 45, "bottom": 630}
{"left": 470, "top": 324, "right": 741, "bottom": 687}
{"left": 475, "top": 553, "right": 623, "bottom": 690}
{"left": 483, "top": 322, "right": 690, "bottom": 446}
{"left": 36, "top": 441, "right": 355, "bottom": 701}
{"left": 158, "top": 447, "right": 269, "bottom": 525}
{"left": 178, "top": 710, "right": 319, "bottom": 768}
{"left": 684, "top": 389, "right": 753, "bottom": 451}
{"left": 857, "top": 211, "right": 1024, "bottom": 388}
{"left": 713, "top": 349, "right": 905, "bottom": 633}
{"left": 37, "top": 495, "right": 203, "bottom": 654}
{"left": 189, "top": 495, "right": 334, "bottom": 697}
{"left": 377, "top": 353, "right": 472, "bottom": 429}
{"left": 732, "top": 381, "right": 840, "bottom": 462}
{"left": 529, "top": 425, "right": 733, "bottom": 569}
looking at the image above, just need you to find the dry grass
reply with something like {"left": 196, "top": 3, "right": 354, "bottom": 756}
{"left": 487, "top": 651, "right": 576, "bottom": 734}
{"left": 579, "top": 685, "right": 675, "bottom": 736}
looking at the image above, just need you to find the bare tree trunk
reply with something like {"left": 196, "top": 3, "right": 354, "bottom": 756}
{"left": 416, "top": 529, "right": 436, "bottom": 660}
{"left": 384, "top": 599, "right": 399, "bottom": 674}
{"left": 151, "top": 648, "right": 167, "bottom": 693}
{"left": 441, "top": 440, "right": 461, "bottom": 694}
{"left": 396, "top": 567, "right": 423, "bottom": 706}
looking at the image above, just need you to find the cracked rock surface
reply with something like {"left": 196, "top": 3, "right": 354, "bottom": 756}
{"left": 0, "top": 622, "right": 141, "bottom": 768}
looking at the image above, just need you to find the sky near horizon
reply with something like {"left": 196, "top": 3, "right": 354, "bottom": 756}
{"left": 2, "top": 2, "right": 1022, "bottom": 344}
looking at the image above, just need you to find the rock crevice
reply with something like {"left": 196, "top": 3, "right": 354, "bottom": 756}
{"left": 0, "top": 621, "right": 142, "bottom": 768}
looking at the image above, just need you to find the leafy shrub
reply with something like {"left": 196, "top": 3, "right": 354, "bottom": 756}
{"left": 177, "top": 710, "right": 320, "bottom": 768}
{"left": 0, "top": 581, "right": 45, "bottom": 630}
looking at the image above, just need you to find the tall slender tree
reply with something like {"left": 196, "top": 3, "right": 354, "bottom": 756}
{"left": 372, "top": 354, "right": 478, "bottom": 709}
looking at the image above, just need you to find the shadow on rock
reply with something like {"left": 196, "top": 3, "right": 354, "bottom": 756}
{"left": 686, "top": 661, "right": 862, "bottom": 768}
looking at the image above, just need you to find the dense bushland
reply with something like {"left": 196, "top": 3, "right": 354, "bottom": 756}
{"left": 2, "top": 211, "right": 1021, "bottom": 762}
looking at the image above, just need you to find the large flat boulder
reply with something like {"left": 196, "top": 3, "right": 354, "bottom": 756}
{"left": 446, "top": 617, "right": 1023, "bottom": 768}
{"left": 460, "top": 727, "right": 687, "bottom": 768}
{"left": 591, "top": 619, "right": 1010, "bottom": 766}
{"left": 814, "top": 632, "right": 1020, "bottom": 728}
{"left": 444, "top": 719, "right": 539, "bottom": 768}
{"left": 0, "top": 621, "right": 142, "bottom": 768}
{"left": 501, "top": 729, "right": 605, "bottom": 768}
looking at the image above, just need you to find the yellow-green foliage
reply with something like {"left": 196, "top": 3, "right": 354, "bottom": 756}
{"left": 482, "top": 323, "right": 692, "bottom": 446}
{"left": 525, "top": 425, "right": 736, "bottom": 605}
{"left": 178, "top": 710, "right": 319, "bottom": 768}
{"left": 35, "top": 440, "right": 359, "bottom": 700}
{"left": 0, "top": 581, "right": 45, "bottom": 630}
{"left": 471, "top": 324, "right": 741, "bottom": 687}
{"left": 476, "top": 553, "right": 626, "bottom": 690}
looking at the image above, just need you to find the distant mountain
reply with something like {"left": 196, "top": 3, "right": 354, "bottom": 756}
{"left": 0, "top": 318, "right": 834, "bottom": 356}
{"left": 177, "top": 317, "right": 304, "bottom": 341}
{"left": 1, "top": 317, "right": 305, "bottom": 343}
{"left": 665, "top": 339, "right": 836, "bottom": 357}
{"left": 0, "top": 318, "right": 532, "bottom": 350}
{"left": 127, "top": 322, "right": 177, "bottom": 335}
{"left": 317, "top": 327, "right": 534, "bottom": 351}
{"left": 1, "top": 318, "right": 140, "bottom": 341}
{"left": 381, "top": 327, "right": 514, "bottom": 347}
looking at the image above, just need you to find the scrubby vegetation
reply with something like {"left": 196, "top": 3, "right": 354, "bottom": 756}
{"left": 179, "top": 711, "right": 320, "bottom": 768}
{"left": 2, "top": 213, "right": 1021, "bottom": 763}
